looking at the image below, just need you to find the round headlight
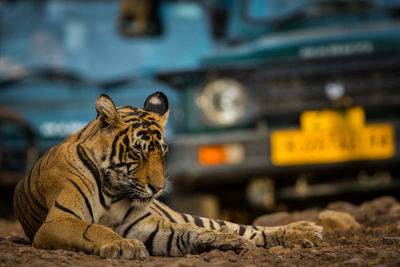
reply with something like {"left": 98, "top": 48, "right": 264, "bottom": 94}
{"left": 197, "top": 79, "right": 248, "bottom": 126}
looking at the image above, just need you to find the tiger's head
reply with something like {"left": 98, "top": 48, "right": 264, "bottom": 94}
{"left": 89, "top": 92, "right": 169, "bottom": 207}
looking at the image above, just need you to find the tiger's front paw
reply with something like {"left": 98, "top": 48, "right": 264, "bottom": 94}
{"left": 99, "top": 239, "right": 149, "bottom": 259}
{"left": 278, "top": 221, "right": 323, "bottom": 248}
{"left": 192, "top": 230, "right": 254, "bottom": 254}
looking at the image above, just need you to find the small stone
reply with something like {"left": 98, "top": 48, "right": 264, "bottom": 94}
{"left": 239, "top": 247, "right": 250, "bottom": 256}
{"left": 317, "top": 210, "right": 361, "bottom": 232}
{"left": 268, "top": 246, "right": 285, "bottom": 254}
{"left": 225, "top": 250, "right": 238, "bottom": 262}
{"left": 0, "top": 253, "right": 19, "bottom": 263}
{"left": 227, "top": 256, "right": 238, "bottom": 262}
{"left": 41, "top": 252, "right": 58, "bottom": 259}
{"left": 63, "top": 250, "right": 76, "bottom": 256}
{"left": 364, "top": 247, "right": 377, "bottom": 256}
{"left": 377, "top": 250, "right": 400, "bottom": 258}
{"left": 310, "top": 248, "right": 321, "bottom": 255}
{"left": 272, "top": 256, "right": 283, "bottom": 264}
{"left": 389, "top": 204, "right": 400, "bottom": 217}
{"left": 58, "top": 255, "right": 70, "bottom": 263}
{"left": 343, "top": 256, "right": 366, "bottom": 266}
{"left": 201, "top": 249, "right": 224, "bottom": 262}
{"left": 321, "top": 242, "right": 330, "bottom": 247}
{"left": 323, "top": 252, "right": 337, "bottom": 261}
{"left": 184, "top": 253, "right": 200, "bottom": 259}
{"left": 18, "top": 247, "right": 31, "bottom": 252}
{"left": 209, "top": 260, "right": 227, "bottom": 265}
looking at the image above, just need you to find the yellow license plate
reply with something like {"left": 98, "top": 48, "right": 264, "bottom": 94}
{"left": 271, "top": 124, "right": 395, "bottom": 166}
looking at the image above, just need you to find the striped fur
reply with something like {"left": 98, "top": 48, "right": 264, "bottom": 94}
{"left": 13, "top": 92, "right": 323, "bottom": 259}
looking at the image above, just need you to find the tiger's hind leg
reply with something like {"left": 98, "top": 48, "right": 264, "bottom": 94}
{"left": 150, "top": 200, "right": 323, "bottom": 249}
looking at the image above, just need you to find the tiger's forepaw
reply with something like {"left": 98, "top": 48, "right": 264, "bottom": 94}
{"left": 99, "top": 239, "right": 149, "bottom": 259}
{"left": 278, "top": 221, "right": 323, "bottom": 248}
{"left": 192, "top": 230, "right": 254, "bottom": 254}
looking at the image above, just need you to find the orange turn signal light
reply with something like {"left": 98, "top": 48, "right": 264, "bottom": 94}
{"left": 198, "top": 143, "right": 244, "bottom": 166}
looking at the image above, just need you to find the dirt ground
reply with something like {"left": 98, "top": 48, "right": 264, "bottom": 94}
{"left": 0, "top": 196, "right": 399, "bottom": 267}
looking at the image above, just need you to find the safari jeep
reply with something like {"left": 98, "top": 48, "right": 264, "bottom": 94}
{"left": 156, "top": 0, "right": 400, "bottom": 210}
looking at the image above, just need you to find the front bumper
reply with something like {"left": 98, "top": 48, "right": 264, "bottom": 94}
{"left": 166, "top": 121, "right": 400, "bottom": 185}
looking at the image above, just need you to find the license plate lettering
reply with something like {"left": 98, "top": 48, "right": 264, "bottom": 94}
{"left": 271, "top": 124, "right": 395, "bottom": 166}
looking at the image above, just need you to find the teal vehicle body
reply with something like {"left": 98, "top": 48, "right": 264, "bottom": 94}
{"left": 157, "top": 0, "right": 400, "bottom": 205}
{"left": 0, "top": 0, "right": 210, "bottom": 174}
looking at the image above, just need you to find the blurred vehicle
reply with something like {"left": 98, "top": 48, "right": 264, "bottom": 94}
{"left": 1, "top": 0, "right": 400, "bottom": 216}
{"left": 0, "top": 0, "right": 210, "bottom": 214}
{"left": 154, "top": 0, "right": 400, "bottom": 209}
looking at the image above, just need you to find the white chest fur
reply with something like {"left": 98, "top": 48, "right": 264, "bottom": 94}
{"left": 98, "top": 200, "right": 132, "bottom": 228}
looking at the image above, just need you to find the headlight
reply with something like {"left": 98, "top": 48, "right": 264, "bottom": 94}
{"left": 196, "top": 79, "right": 248, "bottom": 126}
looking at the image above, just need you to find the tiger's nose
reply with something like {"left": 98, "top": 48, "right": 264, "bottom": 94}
{"left": 148, "top": 184, "right": 165, "bottom": 194}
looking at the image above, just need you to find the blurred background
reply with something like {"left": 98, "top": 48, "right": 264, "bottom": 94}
{"left": 1, "top": 0, "right": 400, "bottom": 223}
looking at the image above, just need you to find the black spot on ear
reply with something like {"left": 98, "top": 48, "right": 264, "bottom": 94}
{"left": 143, "top": 91, "right": 169, "bottom": 116}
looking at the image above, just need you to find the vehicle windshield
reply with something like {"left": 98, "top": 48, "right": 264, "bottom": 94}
{"left": 0, "top": 0, "right": 211, "bottom": 81}
{"left": 245, "top": 0, "right": 399, "bottom": 21}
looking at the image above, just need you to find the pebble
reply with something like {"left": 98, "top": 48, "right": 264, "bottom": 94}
{"left": 377, "top": 250, "right": 400, "bottom": 258}
{"left": 363, "top": 247, "right": 377, "bottom": 256}
{"left": 323, "top": 252, "right": 337, "bottom": 261}
{"left": 184, "top": 253, "right": 200, "bottom": 259}
{"left": 0, "top": 253, "right": 20, "bottom": 263}
{"left": 224, "top": 250, "right": 238, "bottom": 262}
{"left": 268, "top": 246, "right": 285, "bottom": 253}
{"left": 271, "top": 255, "right": 283, "bottom": 264}
{"left": 201, "top": 249, "right": 224, "bottom": 262}
{"left": 63, "top": 250, "right": 76, "bottom": 256}
{"left": 343, "top": 256, "right": 366, "bottom": 266}
{"left": 389, "top": 204, "right": 400, "bottom": 217}
{"left": 209, "top": 260, "right": 229, "bottom": 265}
{"left": 18, "top": 247, "right": 31, "bottom": 252}
{"left": 317, "top": 210, "right": 361, "bottom": 232}
{"left": 320, "top": 242, "right": 330, "bottom": 247}
{"left": 310, "top": 248, "right": 321, "bottom": 255}
{"left": 41, "top": 252, "right": 59, "bottom": 259}
{"left": 227, "top": 255, "right": 238, "bottom": 262}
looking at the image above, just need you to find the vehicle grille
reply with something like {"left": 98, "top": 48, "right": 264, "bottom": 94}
{"left": 251, "top": 54, "right": 400, "bottom": 117}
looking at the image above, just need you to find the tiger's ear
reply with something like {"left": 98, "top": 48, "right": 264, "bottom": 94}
{"left": 143, "top": 91, "right": 169, "bottom": 127}
{"left": 95, "top": 94, "right": 121, "bottom": 128}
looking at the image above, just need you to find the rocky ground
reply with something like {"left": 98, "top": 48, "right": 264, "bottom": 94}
{"left": 0, "top": 196, "right": 399, "bottom": 267}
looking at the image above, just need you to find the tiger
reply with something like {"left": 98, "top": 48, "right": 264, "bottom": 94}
{"left": 13, "top": 92, "right": 323, "bottom": 259}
